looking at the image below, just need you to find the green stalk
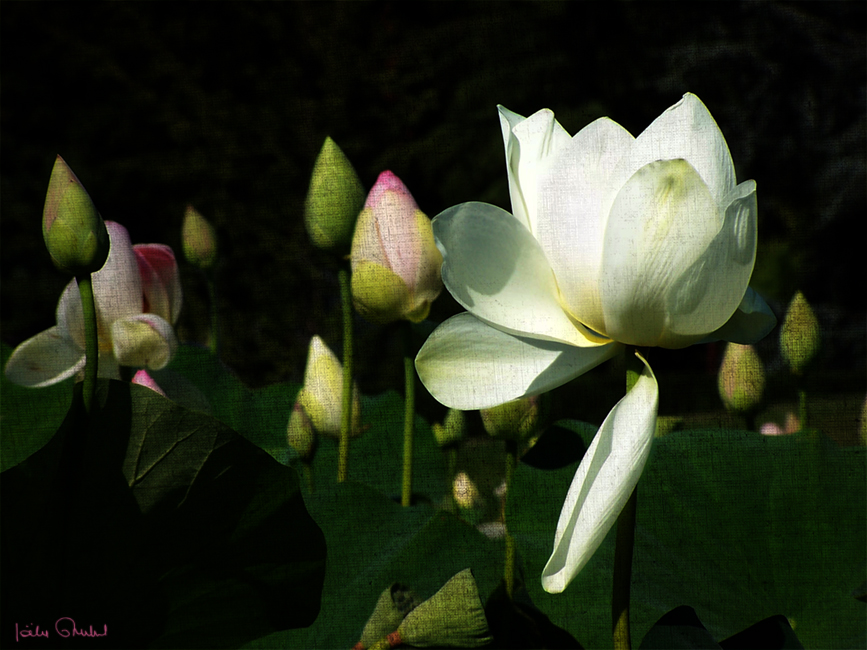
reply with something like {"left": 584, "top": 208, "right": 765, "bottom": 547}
{"left": 337, "top": 266, "right": 354, "bottom": 483}
{"left": 401, "top": 322, "right": 415, "bottom": 507}
{"left": 504, "top": 439, "right": 518, "bottom": 600}
{"left": 76, "top": 274, "right": 99, "bottom": 414}
{"left": 798, "top": 388, "right": 808, "bottom": 431}
{"left": 207, "top": 270, "right": 219, "bottom": 357}
{"left": 613, "top": 350, "right": 641, "bottom": 649}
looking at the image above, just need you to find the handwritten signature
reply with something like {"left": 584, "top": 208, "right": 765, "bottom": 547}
{"left": 15, "top": 619, "right": 107, "bottom": 642}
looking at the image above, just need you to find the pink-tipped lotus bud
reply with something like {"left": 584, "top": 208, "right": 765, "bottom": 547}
{"left": 780, "top": 291, "right": 820, "bottom": 376}
{"left": 42, "top": 155, "right": 110, "bottom": 275}
{"left": 182, "top": 205, "right": 218, "bottom": 270}
{"left": 131, "top": 369, "right": 167, "bottom": 397}
{"left": 304, "top": 137, "right": 365, "bottom": 252}
{"left": 350, "top": 171, "right": 443, "bottom": 324}
{"left": 717, "top": 343, "right": 765, "bottom": 413}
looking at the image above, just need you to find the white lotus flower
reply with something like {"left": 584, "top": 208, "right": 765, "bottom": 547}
{"left": 415, "top": 93, "right": 775, "bottom": 593}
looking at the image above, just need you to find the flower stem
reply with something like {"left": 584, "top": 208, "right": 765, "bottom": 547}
{"left": 798, "top": 388, "right": 808, "bottom": 431}
{"left": 402, "top": 322, "right": 415, "bottom": 507}
{"left": 207, "top": 270, "right": 219, "bottom": 357}
{"left": 338, "top": 266, "right": 354, "bottom": 483}
{"left": 504, "top": 439, "right": 518, "bottom": 600}
{"left": 613, "top": 350, "right": 642, "bottom": 649}
{"left": 76, "top": 273, "right": 99, "bottom": 414}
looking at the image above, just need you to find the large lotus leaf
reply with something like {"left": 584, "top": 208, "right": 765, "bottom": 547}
{"left": 152, "top": 344, "right": 300, "bottom": 463}
{"left": 509, "top": 424, "right": 865, "bottom": 649}
{"left": 1, "top": 379, "right": 325, "bottom": 648}
{"left": 0, "top": 341, "right": 73, "bottom": 471}
{"left": 243, "top": 481, "right": 504, "bottom": 649}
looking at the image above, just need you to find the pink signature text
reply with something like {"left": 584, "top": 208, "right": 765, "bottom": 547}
{"left": 14, "top": 619, "right": 108, "bottom": 642}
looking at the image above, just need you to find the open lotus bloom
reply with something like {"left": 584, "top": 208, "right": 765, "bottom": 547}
{"left": 5, "top": 221, "right": 181, "bottom": 387}
{"left": 350, "top": 171, "right": 443, "bottom": 324}
{"left": 415, "top": 93, "right": 776, "bottom": 593}
{"left": 296, "top": 335, "right": 362, "bottom": 439}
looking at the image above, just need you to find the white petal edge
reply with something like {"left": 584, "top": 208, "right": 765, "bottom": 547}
{"left": 701, "top": 287, "right": 777, "bottom": 344}
{"left": 415, "top": 312, "right": 620, "bottom": 410}
{"left": 541, "top": 351, "right": 658, "bottom": 593}
{"left": 605, "top": 93, "right": 736, "bottom": 212}
{"left": 434, "top": 202, "right": 605, "bottom": 348}
{"left": 111, "top": 314, "right": 178, "bottom": 370}
{"left": 4, "top": 327, "right": 85, "bottom": 387}
{"left": 498, "top": 105, "right": 572, "bottom": 235}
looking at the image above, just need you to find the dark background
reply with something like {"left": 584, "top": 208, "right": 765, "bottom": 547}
{"left": 2, "top": 2, "right": 864, "bottom": 429}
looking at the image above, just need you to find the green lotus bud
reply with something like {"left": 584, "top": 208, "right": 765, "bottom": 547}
{"left": 42, "top": 155, "right": 110, "bottom": 275}
{"left": 480, "top": 396, "right": 540, "bottom": 442}
{"left": 304, "top": 137, "right": 365, "bottom": 252}
{"left": 432, "top": 409, "right": 467, "bottom": 448}
{"left": 356, "top": 583, "right": 419, "bottom": 649}
{"left": 182, "top": 205, "right": 218, "bottom": 269}
{"left": 780, "top": 291, "right": 820, "bottom": 376}
{"left": 394, "top": 569, "right": 492, "bottom": 648}
{"left": 287, "top": 400, "right": 316, "bottom": 462}
{"left": 298, "top": 336, "right": 362, "bottom": 439}
{"left": 717, "top": 343, "right": 765, "bottom": 413}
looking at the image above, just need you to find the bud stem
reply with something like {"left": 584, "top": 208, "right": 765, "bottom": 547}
{"left": 613, "top": 348, "right": 641, "bottom": 649}
{"left": 401, "top": 322, "right": 415, "bottom": 507}
{"left": 207, "top": 271, "right": 220, "bottom": 357}
{"left": 338, "top": 266, "right": 354, "bottom": 483}
{"left": 76, "top": 273, "right": 99, "bottom": 414}
{"left": 504, "top": 439, "right": 518, "bottom": 600}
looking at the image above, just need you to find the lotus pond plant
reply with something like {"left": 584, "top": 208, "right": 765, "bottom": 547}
{"left": 415, "top": 93, "right": 776, "bottom": 608}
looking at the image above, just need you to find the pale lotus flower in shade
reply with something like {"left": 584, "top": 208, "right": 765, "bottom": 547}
{"left": 415, "top": 93, "right": 776, "bottom": 593}
{"left": 350, "top": 171, "right": 443, "bottom": 324}
{"left": 5, "top": 221, "right": 181, "bottom": 387}
{"left": 295, "top": 336, "right": 362, "bottom": 439}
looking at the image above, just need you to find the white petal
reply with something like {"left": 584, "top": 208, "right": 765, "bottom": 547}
{"left": 701, "top": 287, "right": 777, "bottom": 344}
{"left": 434, "top": 202, "right": 604, "bottom": 347}
{"left": 601, "top": 159, "right": 744, "bottom": 347}
{"left": 498, "top": 105, "right": 572, "bottom": 235}
{"left": 534, "top": 117, "right": 635, "bottom": 333}
{"left": 415, "top": 312, "right": 620, "bottom": 410}
{"left": 606, "top": 93, "right": 736, "bottom": 208}
{"left": 3, "top": 327, "right": 85, "bottom": 387}
{"left": 541, "top": 351, "right": 658, "bottom": 594}
{"left": 111, "top": 314, "right": 178, "bottom": 370}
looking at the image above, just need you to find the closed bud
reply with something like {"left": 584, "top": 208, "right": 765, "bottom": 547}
{"left": 780, "top": 291, "right": 820, "bottom": 376}
{"left": 432, "top": 409, "right": 467, "bottom": 447}
{"left": 351, "top": 171, "right": 443, "bottom": 324}
{"left": 304, "top": 137, "right": 365, "bottom": 252}
{"left": 42, "top": 155, "right": 110, "bottom": 275}
{"left": 481, "top": 395, "right": 540, "bottom": 442}
{"left": 297, "top": 336, "right": 362, "bottom": 439}
{"left": 287, "top": 401, "right": 316, "bottom": 462}
{"left": 717, "top": 343, "right": 765, "bottom": 413}
{"left": 182, "top": 205, "right": 218, "bottom": 269}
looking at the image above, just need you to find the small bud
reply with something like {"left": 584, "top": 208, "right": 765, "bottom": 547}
{"left": 287, "top": 401, "right": 316, "bottom": 462}
{"left": 182, "top": 205, "right": 218, "bottom": 269}
{"left": 396, "top": 569, "right": 492, "bottom": 648}
{"left": 780, "top": 291, "right": 820, "bottom": 376}
{"left": 357, "top": 583, "right": 419, "bottom": 649}
{"left": 480, "top": 396, "right": 540, "bottom": 442}
{"left": 432, "top": 409, "right": 467, "bottom": 447}
{"left": 42, "top": 155, "right": 110, "bottom": 275}
{"left": 717, "top": 343, "right": 765, "bottom": 414}
{"left": 452, "top": 472, "right": 481, "bottom": 510}
{"left": 304, "top": 137, "right": 365, "bottom": 252}
{"left": 297, "top": 336, "right": 362, "bottom": 439}
{"left": 350, "top": 171, "right": 443, "bottom": 324}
